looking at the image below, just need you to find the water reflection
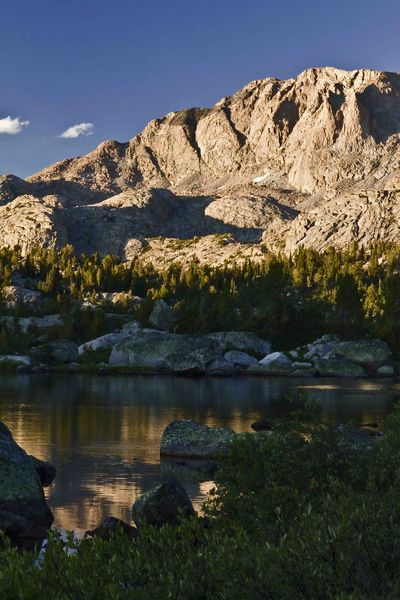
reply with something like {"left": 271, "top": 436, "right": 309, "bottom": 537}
{"left": 0, "top": 374, "right": 398, "bottom": 533}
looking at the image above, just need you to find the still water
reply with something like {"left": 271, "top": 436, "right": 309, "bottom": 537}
{"left": 0, "top": 374, "right": 398, "bottom": 533}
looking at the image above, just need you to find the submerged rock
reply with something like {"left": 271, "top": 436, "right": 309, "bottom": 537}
{"left": 86, "top": 516, "right": 138, "bottom": 540}
{"left": 161, "top": 419, "right": 236, "bottom": 459}
{"left": 0, "top": 422, "right": 53, "bottom": 543}
{"left": 132, "top": 480, "right": 195, "bottom": 528}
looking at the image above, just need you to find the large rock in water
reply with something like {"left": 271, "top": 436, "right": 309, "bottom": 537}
{"left": 161, "top": 419, "right": 236, "bottom": 459}
{"left": 132, "top": 480, "right": 195, "bottom": 528}
{"left": 0, "top": 422, "right": 53, "bottom": 540}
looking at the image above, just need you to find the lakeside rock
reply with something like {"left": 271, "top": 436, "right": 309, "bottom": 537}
{"left": 0, "top": 422, "right": 53, "bottom": 544}
{"left": 161, "top": 419, "right": 236, "bottom": 459}
{"left": 30, "top": 340, "right": 79, "bottom": 364}
{"left": 132, "top": 480, "right": 195, "bottom": 528}
{"left": 86, "top": 516, "right": 138, "bottom": 540}
{"left": 78, "top": 321, "right": 141, "bottom": 355}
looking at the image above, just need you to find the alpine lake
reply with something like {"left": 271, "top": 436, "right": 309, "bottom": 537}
{"left": 0, "top": 373, "right": 398, "bottom": 534}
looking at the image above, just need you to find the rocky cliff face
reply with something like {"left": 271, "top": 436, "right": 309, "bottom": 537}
{"left": 2, "top": 67, "right": 400, "bottom": 260}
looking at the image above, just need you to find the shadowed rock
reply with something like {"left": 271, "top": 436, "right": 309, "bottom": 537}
{"left": 132, "top": 480, "right": 195, "bottom": 528}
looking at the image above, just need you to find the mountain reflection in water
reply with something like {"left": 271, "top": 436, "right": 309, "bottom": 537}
{"left": 0, "top": 374, "right": 398, "bottom": 533}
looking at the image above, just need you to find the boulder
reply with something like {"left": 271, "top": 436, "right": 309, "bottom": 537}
{"left": 2, "top": 285, "right": 42, "bottom": 311}
{"left": 78, "top": 321, "right": 141, "bottom": 355}
{"left": 259, "top": 351, "right": 292, "bottom": 367}
{"left": 250, "top": 351, "right": 294, "bottom": 375}
{"left": 109, "top": 330, "right": 221, "bottom": 374}
{"left": 29, "top": 456, "right": 56, "bottom": 487}
{"left": 247, "top": 362, "right": 294, "bottom": 375}
{"left": 86, "top": 516, "right": 138, "bottom": 540}
{"left": 223, "top": 350, "right": 258, "bottom": 369}
{"left": 303, "top": 335, "right": 339, "bottom": 360}
{"left": 132, "top": 480, "right": 195, "bottom": 528}
{"left": 149, "top": 300, "right": 177, "bottom": 331}
{"left": 30, "top": 340, "right": 79, "bottom": 364}
{"left": 0, "top": 355, "right": 32, "bottom": 372}
{"left": 206, "top": 331, "right": 271, "bottom": 356}
{"left": 377, "top": 365, "right": 395, "bottom": 377}
{"left": 0, "top": 422, "right": 53, "bottom": 535}
{"left": 160, "top": 419, "right": 236, "bottom": 459}
{"left": 317, "top": 359, "right": 365, "bottom": 378}
{"left": 17, "top": 314, "right": 64, "bottom": 334}
{"left": 325, "top": 339, "right": 392, "bottom": 369}
{"left": 206, "top": 356, "right": 235, "bottom": 376}
{"left": 0, "top": 510, "right": 47, "bottom": 545}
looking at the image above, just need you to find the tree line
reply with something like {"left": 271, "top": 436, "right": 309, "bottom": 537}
{"left": 1, "top": 242, "right": 400, "bottom": 351}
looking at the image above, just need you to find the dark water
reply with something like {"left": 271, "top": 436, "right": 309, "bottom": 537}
{"left": 0, "top": 374, "right": 398, "bottom": 533}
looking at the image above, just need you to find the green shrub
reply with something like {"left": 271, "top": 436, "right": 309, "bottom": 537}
{"left": 3, "top": 405, "right": 400, "bottom": 597}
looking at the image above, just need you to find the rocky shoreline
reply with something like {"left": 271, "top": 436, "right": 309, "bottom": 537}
{"left": 0, "top": 320, "right": 395, "bottom": 379}
{"left": 0, "top": 417, "right": 382, "bottom": 547}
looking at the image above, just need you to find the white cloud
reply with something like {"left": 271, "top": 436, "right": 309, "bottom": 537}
{"left": 59, "top": 122, "right": 94, "bottom": 139}
{"left": 0, "top": 116, "right": 30, "bottom": 135}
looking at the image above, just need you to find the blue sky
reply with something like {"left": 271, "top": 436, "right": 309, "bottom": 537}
{"left": 1, "top": 0, "right": 399, "bottom": 178}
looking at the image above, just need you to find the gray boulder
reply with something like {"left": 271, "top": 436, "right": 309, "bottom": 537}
{"left": 317, "top": 359, "right": 365, "bottom": 378}
{"left": 30, "top": 339, "right": 79, "bottom": 364}
{"left": 206, "top": 331, "right": 271, "bottom": 356}
{"left": 161, "top": 419, "right": 236, "bottom": 459}
{"left": 149, "top": 300, "right": 176, "bottom": 331}
{"left": 259, "top": 351, "right": 292, "bottom": 367}
{"left": 250, "top": 351, "right": 294, "bottom": 374}
{"left": 223, "top": 350, "right": 258, "bottom": 369}
{"left": 0, "top": 422, "right": 53, "bottom": 534}
{"left": 377, "top": 365, "right": 395, "bottom": 377}
{"left": 132, "top": 480, "right": 195, "bottom": 528}
{"left": 0, "top": 355, "right": 32, "bottom": 372}
{"left": 206, "top": 356, "right": 236, "bottom": 375}
{"left": 2, "top": 285, "right": 42, "bottom": 311}
{"left": 325, "top": 339, "right": 392, "bottom": 369}
{"left": 109, "top": 329, "right": 221, "bottom": 374}
{"left": 78, "top": 321, "right": 141, "bottom": 355}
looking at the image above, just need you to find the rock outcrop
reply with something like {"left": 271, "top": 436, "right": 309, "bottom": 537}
{"left": 0, "top": 422, "right": 54, "bottom": 544}
{"left": 1, "top": 67, "right": 400, "bottom": 259}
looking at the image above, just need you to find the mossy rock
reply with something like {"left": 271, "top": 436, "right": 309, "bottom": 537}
{"left": 161, "top": 419, "right": 236, "bottom": 459}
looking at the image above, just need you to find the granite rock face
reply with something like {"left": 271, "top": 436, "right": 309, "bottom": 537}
{"left": 1, "top": 67, "right": 400, "bottom": 259}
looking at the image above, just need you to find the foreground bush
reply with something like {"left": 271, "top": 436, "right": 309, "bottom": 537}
{"left": 2, "top": 405, "right": 400, "bottom": 598}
